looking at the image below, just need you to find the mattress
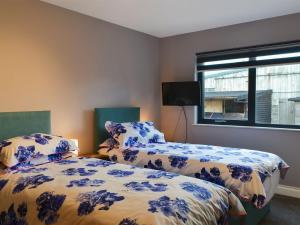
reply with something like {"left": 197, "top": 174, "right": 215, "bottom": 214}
{"left": 0, "top": 156, "right": 245, "bottom": 225}
{"left": 99, "top": 141, "right": 288, "bottom": 208}
{"left": 263, "top": 169, "right": 280, "bottom": 203}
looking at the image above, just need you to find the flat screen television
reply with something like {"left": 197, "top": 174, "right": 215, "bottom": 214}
{"left": 162, "top": 81, "right": 201, "bottom": 106}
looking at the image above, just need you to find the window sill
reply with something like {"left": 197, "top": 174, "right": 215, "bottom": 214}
{"left": 192, "top": 123, "right": 300, "bottom": 132}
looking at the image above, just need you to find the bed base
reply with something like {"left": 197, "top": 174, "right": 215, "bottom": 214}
{"left": 229, "top": 201, "right": 270, "bottom": 225}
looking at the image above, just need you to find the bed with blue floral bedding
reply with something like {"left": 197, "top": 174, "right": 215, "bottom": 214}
{"left": 98, "top": 141, "right": 289, "bottom": 209}
{"left": 0, "top": 156, "right": 245, "bottom": 225}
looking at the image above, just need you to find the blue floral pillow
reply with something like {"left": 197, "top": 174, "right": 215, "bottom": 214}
{"left": 105, "top": 121, "right": 166, "bottom": 148}
{"left": 98, "top": 138, "right": 119, "bottom": 155}
{"left": 0, "top": 133, "right": 78, "bottom": 168}
{"left": 10, "top": 152, "right": 74, "bottom": 171}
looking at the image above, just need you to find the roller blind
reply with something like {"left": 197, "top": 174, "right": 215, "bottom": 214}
{"left": 196, "top": 40, "right": 300, "bottom": 72}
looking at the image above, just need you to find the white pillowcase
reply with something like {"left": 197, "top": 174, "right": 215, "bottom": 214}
{"left": 0, "top": 133, "right": 78, "bottom": 168}
{"left": 105, "top": 121, "right": 166, "bottom": 148}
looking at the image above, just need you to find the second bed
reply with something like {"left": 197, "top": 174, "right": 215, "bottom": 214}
{"left": 95, "top": 107, "right": 289, "bottom": 225}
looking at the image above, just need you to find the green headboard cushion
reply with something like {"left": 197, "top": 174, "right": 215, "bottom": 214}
{"left": 0, "top": 111, "right": 51, "bottom": 141}
{"left": 94, "top": 107, "right": 140, "bottom": 152}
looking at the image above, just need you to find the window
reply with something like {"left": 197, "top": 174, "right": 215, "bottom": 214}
{"left": 203, "top": 68, "right": 249, "bottom": 122}
{"left": 197, "top": 41, "right": 300, "bottom": 129}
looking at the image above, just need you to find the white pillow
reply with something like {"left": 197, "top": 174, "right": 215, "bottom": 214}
{"left": 0, "top": 133, "right": 78, "bottom": 168}
{"left": 105, "top": 121, "right": 165, "bottom": 148}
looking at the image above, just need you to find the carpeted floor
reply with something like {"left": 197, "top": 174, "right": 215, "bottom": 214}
{"left": 259, "top": 195, "right": 300, "bottom": 225}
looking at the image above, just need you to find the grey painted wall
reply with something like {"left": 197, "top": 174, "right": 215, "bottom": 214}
{"left": 0, "top": 0, "right": 160, "bottom": 153}
{"left": 160, "top": 13, "right": 300, "bottom": 187}
{"left": 1, "top": 0, "right": 299, "bottom": 188}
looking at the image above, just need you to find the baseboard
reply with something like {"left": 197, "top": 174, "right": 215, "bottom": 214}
{"left": 276, "top": 185, "right": 300, "bottom": 199}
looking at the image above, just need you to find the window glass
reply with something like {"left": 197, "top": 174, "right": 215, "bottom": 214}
{"left": 203, "top": 69, "right": 248, "bottom": 121}
{"left": 256, "top": 52, "right": 300, "bottom": 61}
{"left": 256, "top": 64, "right": 300, "bottom": 125}
{"left": 197, "top": 42, "right": 300, "bottom": 128}
{"left": 203, "top": 58, "right": 249, "bottom": 66}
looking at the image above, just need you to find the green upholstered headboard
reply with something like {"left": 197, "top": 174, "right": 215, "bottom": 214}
{"left": 0, "top": 111, "right": 51, "bottom": 141}
{"left": 94, "top": 107, "right": 140, "bottom": 152}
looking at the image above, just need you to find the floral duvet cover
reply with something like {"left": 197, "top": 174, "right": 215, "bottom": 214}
{"left": 0, "top": 157, "right": 245, "bottom": 225}
{"left": 99, "top": 142, "right": 289, "bottom": 208}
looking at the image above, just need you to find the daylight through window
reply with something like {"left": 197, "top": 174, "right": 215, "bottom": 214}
{"left": 197, "top": 41, "right": 300, "bottom": 129}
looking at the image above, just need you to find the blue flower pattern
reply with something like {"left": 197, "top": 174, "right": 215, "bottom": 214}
{"left": 132, "top": 122, "right": 150, "bottom": 137}
{"left": 36, "top": 192, "right": 66, "bottom": 225}
{"left": 123, "top": 149, "right": 139, "bottom": 162}
{"left": 0, "top": 179, "right": 8, "bottom": 191}
{"left": 55, "top": 140, "right": 71, "bottom": 154}
{"left": 146, "top": 171, "right": 179, "bottom": 179}
{"left": 55, "top": 159, "right": 78, "bottom": 165}
{"left": 77, "top": 190, "right": 124, "bottom": 215}
{"left": 62, "top": 168, "right": 98, "bottom": 176}
{"left": 252, "top": 194, "right": 266, "bottom": 208}
{"left": 180, "top": 182, "right": 212, "bottom": 201}
{"left": 67, "top": 178, "right": 105, "bottom": 188}
{"left": 47, "top": 153, "right": 65, "bottom": 162}
{"left": 105, "top": 121, "right": 165, "bottom": 148}
{"left": 107, "top": 169, "right": 134, "bottom": 177}
{"left": 17, "top": 202, "right": 27, "bottom": 217}
{"left": 99, "top": 141, "right": 288, "bottom": 209}
{"left": 195, "top": 168, "right": 225, "bottom": 187}
{"left": 10, "top": 162, "right": 34, "bottom": 171}
{"left": 14, "top": 167, "right": 48, "bottom": 174}
{"left": 239, "top": 157, "right": 262, "bottom": 163}
{"left": 124, "top": 181, "right": 167, "bottom": 192}
{"left": 0, "top": 203, "right": 28, "bottom": 225}
{"left": 24, "top": 133, "right": 53, "bottom": 145}
{"left": 1, "top": 134, "right": 77, "bottom": 169}
{"left": 0, "top": 156, "right": 246, "bottom": 224}
{"left": 258, "top": 171, "right": 269, "bottom": 183}
{"left": 107, "top": 123, "right": 127, "bottom": 138}
{"left": 0, "top": 140, "right": 12, "bottom": 152}
{"left": 14, "top": 146, "right": 38, "bottom": 163}
{"left": 13, "top": 174, "right": 54, "bottom": 193}
{"left": 86, "top": 159, "right": 115, "bottom": 167}
{"left": 119, "top": 218, "right": 140, "bottom": 225}
{"left": 125, "top": 137, "right": 139, "bottom": 147}
{"left": 98, "top": 138, "right": 119, "bottom": 152}
{"left": 148, "top": 196, "right": 189, "bottom": 223}
{"left": 216, "top": 151, "right": 242, "bottom": 156}
{"left": 144, "top": 159, "right": 165, "bottom": 170}
{"left": 168, "top": 155, "right": 188, "bottom": 169}
{"left": 147, "top": 149, "right": 168, "bottom": 155}
{"left": 148, "top": 134, "right": 160, "bottom": 143}
{"left": 199, "top": 155, "right": 223, "bottom": 162}
{"left": 111, "top": 154, "right": 118, "bottom": 161}
{"left": 167, "top": 145, "right": 189, "bottom": 150}
{"left": 35, "top": 137, "right": 49, "bottom": 145}
{"left": 227, "top": 164, "right": 253, "bottom": 182}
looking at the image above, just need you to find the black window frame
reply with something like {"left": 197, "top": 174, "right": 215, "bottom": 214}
{"left": 197, "top": 40, "right": 300, "bottom": 129}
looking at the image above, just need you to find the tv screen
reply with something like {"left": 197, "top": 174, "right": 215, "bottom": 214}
{"left": 162, "top": 81, "right": 200, "bottom": 106}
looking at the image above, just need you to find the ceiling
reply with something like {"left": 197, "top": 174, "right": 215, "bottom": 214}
{"left": 42, "top": 0, "right": 300, "bottom": 38}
